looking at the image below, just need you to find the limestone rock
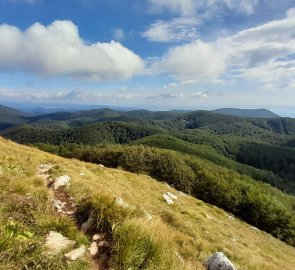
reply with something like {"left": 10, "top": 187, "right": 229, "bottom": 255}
{"left": 88, "top": 242, "right": 99, "bottom": 257}
{"left": 64, "top": 245, "right": 86, "bottom": 261}
{"left": 92, "top": 234, "right": 103, "bottom": 241}
{"left": 206, "top": 252, "right": 237, "bottom": 270}
{"left": 163, "top": 193, "right": 174, "bottom": 205}
{"left": 143, "top": 209, "right": 153, "bottom": 221}
{"left": 53, "top": 175, "right": 71, "bottom": 190}
{"left": 115, "top": 196, "right": 130, "bottom": 209}
{"left": 44, "top": 231, "right": 76, "bottom": 254}
{"left": 40, "top": 164, "right": 53, "bottom": 171}
{"left": 166, "top": 192, "right": 177, "bottom": 200}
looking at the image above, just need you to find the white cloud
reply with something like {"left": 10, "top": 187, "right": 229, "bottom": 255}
{"left": 147, "top": 0, "right": 260, "bottom": 16}
{"left": 163, "top": 83, "right": 179, "bottom": 89}
{"left": 0, "top": 20, "right": 144, "bottom": 81}
{"left": 154, "top": 40, "right": 226, "bottom": 81}
{"left": 217, "top": 8, "right": 295, "bottom": 84}
{"left": 151, "top": 7, "right": 295, "bottom": 86}
{"left": 191, "top": 91, "right": 209, "bottom": 98}
{"left": 112, "top": 28, "right": 125, "bottom": 41}
{"left": 142, "top": 17, "right": 198, "bottom": 42}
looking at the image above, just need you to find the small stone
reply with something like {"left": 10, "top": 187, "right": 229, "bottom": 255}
{"left": 114, "top": 197, "right": 130, "bottom": 208}
{"left": 251, "top": 226, "right": 259, "bottom": 231}
{"left": 163, "top": 193, "right": 174, "bottom": 205}
{"left": 98, "top": 164, "right": 105, "bottom": 168}
{"left": 88, "top": 242, "right": 99, "bottom": 257}
{"left": 53, "top": 175, "right": 71, "bottom": 190}
{"left": 166, "top": 192, "right": 177, "bottom": 200}
{"left": 44, "top": 231, "right": 76, "bottom": 254}
{"left": 227, "top": 215, "right": 235, "bottom": 221}
{"left": 98, "top": 240, "right": 110, "bottom": 248}
{"left": 143, "top": 209, "right": 153, "bottom": 221}
{"left": 92, "top": 234, "right": 103, "bottom": 241}
{"left": 64, "top": 245, "right": 86, "bottom": 261}
{"left": 206, "top": 252, "right": 237, "bottom": 270}
{"left": 179, "top": 191, "right": 187, "bottom": 197}
{"left": 79, "top": 172, "right": 86, "bottom": 176}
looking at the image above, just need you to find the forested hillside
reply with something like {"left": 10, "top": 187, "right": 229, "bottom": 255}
{"left": 2, "top": 107, "right": 295, "bottom": 194}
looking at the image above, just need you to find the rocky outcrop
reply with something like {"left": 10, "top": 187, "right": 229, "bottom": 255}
{"left": 53, "top": 175, "right": 71, "bottom": 190}
{"left": 44, "top": 231, "right": 76, "bottom": 254}
{"left": 163, "top": 191, "right": 178, "bottom": 205}
{"left": 206, "top": 252, "right": 237, "bottom": 270}
{"left": 65, "top": 245, "right": 86, "bottom": 261}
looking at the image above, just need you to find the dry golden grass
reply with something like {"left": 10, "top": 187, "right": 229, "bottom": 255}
{"left": 1, "top": 136, "right": 295, "bottom": 270}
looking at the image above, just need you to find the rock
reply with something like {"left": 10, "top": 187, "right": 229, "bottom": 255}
{"left": 79, "top": 172, "right": 86, "bottom": 176}
{"left": 227, "top": 215, "right": 235, "bottom": 221}
{"left": 44, "top": 231, "right": 76, "bottom": 254}
{"left": 40, "top": 164, "right": 53, "bottom": 171}
{"left": 92, "top": 234, "right": 103, "bottom": 241}
{"left": 206, "top": 252, "right": 237, "bottom": 270}
{"left": 64, "top": 245, "right": 86, "bottom": 261}
{"left": 53, "top": 175, "right": 71, "bottom": 190}
{"left": 251, "top": 226, "right": 259, "bottom": 231}
{"left": 98, "top": 164, "right": 105, "bottom": 168}
{"left": 179, "top": 191, "right": 187, "bottom": 197}
{"left": 166, "top": 192, "right": 177, "bottom": 200}
{"left": 206, "top": 214, "right": 212, "bottom": 220}
{"left": 143, "top": 209, "right": 153, "bottom": 221}
{"left": 163, "top": 193, "right": 174, "bottom": 205}
{"left": 98, "top": 240, "right": 110, "bottom": 248}
{"left": 114, "top": 196, "right": 130, "bottom": 209}
{"left": 88, "top": 242, "right": 99, "bottom": 257}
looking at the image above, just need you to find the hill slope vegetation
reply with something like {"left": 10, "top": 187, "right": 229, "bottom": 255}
{"left": 1, "top": 137, "right": 295, "bottom": 270}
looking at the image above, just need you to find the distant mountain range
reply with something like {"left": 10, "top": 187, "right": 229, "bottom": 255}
{"left": 212, "top": 108, "right": 280, "bottom": 118}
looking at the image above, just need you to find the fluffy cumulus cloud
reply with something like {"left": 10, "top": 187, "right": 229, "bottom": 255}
{"left": 142, "top": 17, "right": 198, "bottom": 42}
{"left": 0, "top": 20, "right": 144, "bottom": 81}
{"left": 154, "top": 40, "right": 226, "bottom": 81}
{"left": 151, "top": 8, "right": 295, "bottom": 86}
{"left": 218, "top": 8, "right": 295, "bottom": 84}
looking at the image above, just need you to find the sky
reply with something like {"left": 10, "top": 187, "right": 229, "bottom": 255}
{"left": 0, "top": 0, "right": 295, "bottom": 115}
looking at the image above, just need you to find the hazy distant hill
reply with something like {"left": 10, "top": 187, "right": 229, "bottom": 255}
{"left": 212, "top": 108, "right": 280, "bottom": 118}
{"left": 0, "top": 104, "right": 27, "bottom": 130}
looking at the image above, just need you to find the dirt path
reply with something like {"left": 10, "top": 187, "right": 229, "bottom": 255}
{"left": 37, "top": 164, "right": 112, "bottom": 270}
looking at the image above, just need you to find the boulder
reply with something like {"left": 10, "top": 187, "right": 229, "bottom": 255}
{"left": 163, "top": 193, "right": 174, "bottom": 205}
{"left": 114, "top": 196, "right": 130, "bottom": 209}
{"left": 64, "top": 245, "right": 86, "bottom": 261}
{"left": 44, "top": 231, "right": 76, "bottom": 254}
{"left": 88, "top": 242, "right": 99, "bottom": 257}
{"left": 92, "top": 234, "right": 103, "bottom": 241}
{"left": 166, "top": 192, "right": 177, "bottom": 200}
{"left": 206, "top": 252, "right": 237, "bottom": 270}
{"left": 53, "top": 175, "right": 71, "bottom": 190}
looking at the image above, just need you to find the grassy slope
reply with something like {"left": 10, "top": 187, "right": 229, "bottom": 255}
{"left": 1, "top": 137, "right": 295, "bottom": 269}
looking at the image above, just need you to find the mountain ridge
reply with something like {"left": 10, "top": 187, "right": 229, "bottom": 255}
{"left": 212, "top": 108, "right": 280, "bottom": 118}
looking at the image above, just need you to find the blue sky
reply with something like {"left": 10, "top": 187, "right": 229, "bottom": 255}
{"left": 0, "top": 0, "right": 295, "bottom": 115}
